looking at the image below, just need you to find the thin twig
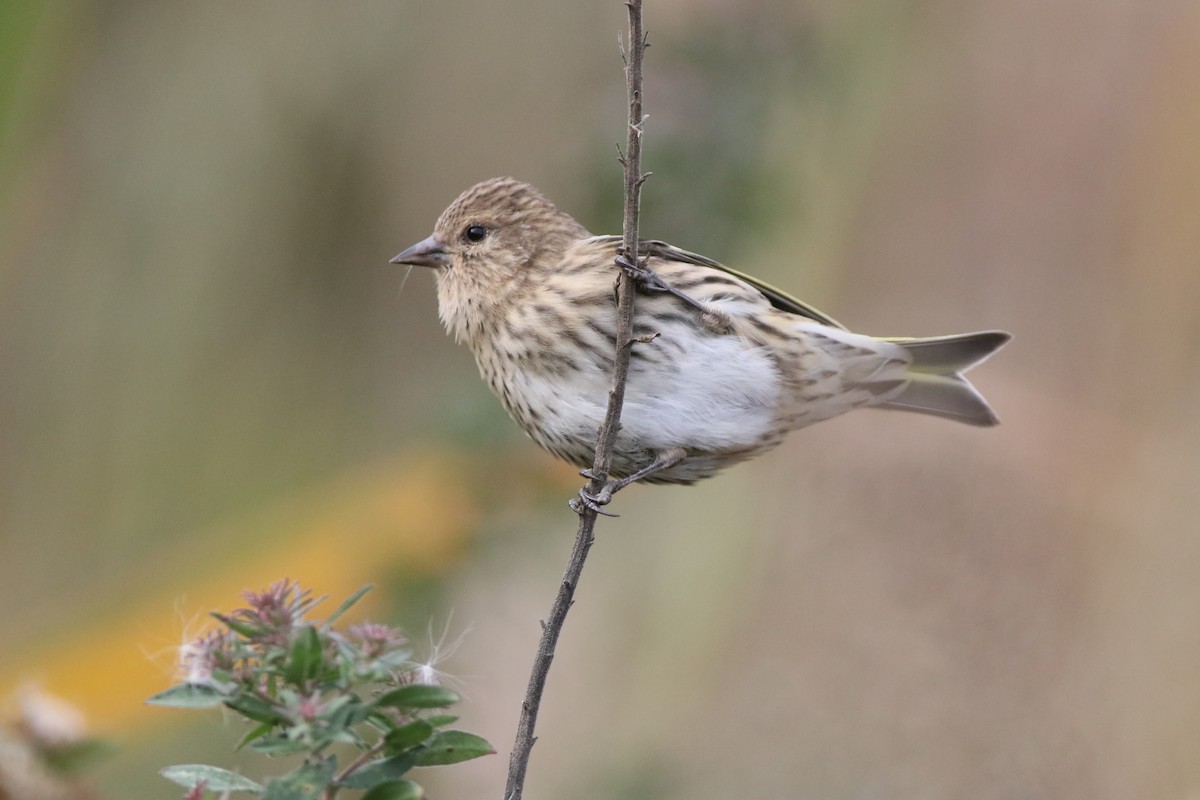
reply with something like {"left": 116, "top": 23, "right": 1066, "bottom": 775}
{"left": 502, "top": 2, "right": 648, "bottom": 799}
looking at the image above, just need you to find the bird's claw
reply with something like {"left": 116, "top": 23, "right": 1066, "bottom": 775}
{"left": 615, "top": 255, "right": 668, "bottom": 293}
{"left": 569, "top": 485, "right": 620, "bottom": 517}
{"left": 614, "top": 256, "right": 715, "bottom": 321}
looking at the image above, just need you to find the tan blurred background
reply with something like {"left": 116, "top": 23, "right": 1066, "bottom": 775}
{"left": 2, "top": 1, "right": 1199, "bottom": 798}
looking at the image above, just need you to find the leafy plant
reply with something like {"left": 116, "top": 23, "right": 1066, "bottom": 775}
{"left": 149, "top": 580, "right": 492, "bottom": 799}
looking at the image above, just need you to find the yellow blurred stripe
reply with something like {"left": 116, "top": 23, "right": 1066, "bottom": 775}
{"left": 0, "top": 453, "right": 477, "bottom": 734}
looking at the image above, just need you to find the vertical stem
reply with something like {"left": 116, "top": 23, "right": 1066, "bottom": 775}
{"left": 502, "top": 3, "right": 647, "bottom": 799}
{"left": 590, "top": 0, "right": 647, "bottom": 487}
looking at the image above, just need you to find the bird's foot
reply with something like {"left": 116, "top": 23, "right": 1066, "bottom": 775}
{"left": 568, "top": 465, "right": 624, "bottom": 515}
{"left": 614, "top": 255, "right": 734, "bottom": 334}
{"left": 571, "top": 468, "right": 620, "bottom": 516}
{"left": 569, "top": 449, "right": 688, "bottom": 517}
{"left": 615, "top": 255, "right": 670, "bottom": 294}
{"left": 569, "top": 482, "right": 620, "bottom": 517}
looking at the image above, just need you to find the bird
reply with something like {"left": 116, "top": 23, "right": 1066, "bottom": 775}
{"left": 392, "top": 177, "right": 1010, "bottom": 510}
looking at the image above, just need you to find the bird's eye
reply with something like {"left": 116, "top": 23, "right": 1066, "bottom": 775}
{"left": 464, "top": 224, "right": 488, "bottom": 243}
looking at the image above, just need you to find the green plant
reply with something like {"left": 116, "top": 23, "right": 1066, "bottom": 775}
{"left": 149, "top": 580, "right": 492, "bottom": 799}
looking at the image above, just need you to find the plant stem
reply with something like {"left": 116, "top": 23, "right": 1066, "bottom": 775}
{"left": 324, "top": 740, "right": 386, "bottom": 799}
{"left": 502, "top": 3, "right": 648, "bottom": 799}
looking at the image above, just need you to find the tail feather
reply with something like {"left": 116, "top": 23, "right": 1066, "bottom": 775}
{"left": 881, "top": 330, "right": 1011, "bottom": 426}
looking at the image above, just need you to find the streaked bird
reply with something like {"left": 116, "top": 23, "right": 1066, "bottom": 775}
{"left": 393, "top": 177, "right": 1010, "bottom": 509}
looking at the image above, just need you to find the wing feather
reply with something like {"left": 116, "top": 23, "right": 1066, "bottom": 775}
{"left": 588, "top": 235, "right": 845, "bottom": 330}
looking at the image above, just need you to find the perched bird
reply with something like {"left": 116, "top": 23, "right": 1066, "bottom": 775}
{"left": 392, "top": 177, "right": 1009, "bottom": 508}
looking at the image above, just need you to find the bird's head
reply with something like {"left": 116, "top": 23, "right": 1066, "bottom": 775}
{"left": 392, "top": 177, "right": 590, "bottom": 343}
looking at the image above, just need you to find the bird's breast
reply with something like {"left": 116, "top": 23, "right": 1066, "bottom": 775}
{"left": 468, "top": 297, "right": 785, "bottom": 468}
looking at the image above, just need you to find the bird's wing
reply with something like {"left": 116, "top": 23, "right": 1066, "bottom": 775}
{"left": 590, "top": 235, "right": 846, "bottom": 330}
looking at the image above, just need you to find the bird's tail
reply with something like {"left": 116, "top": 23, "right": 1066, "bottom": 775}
{"left": 880, "top": 330, "right": 1011, "bottom": 426}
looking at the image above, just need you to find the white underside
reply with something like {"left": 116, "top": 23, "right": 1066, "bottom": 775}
{"left": 529, "top": 332, "right": 781, "bottom": 454}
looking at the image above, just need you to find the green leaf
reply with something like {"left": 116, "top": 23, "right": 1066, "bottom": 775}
{"left": 422, "top": 714, "right": 458, "bottom": 728}
{"left": 361, "top": 779, "right": 425, "bottom": 800}
{"left": 322, "top": 584, "right": 374, "bottom": 629}
{"left": 161, "top": 764, "right": 264, "bottom": 793}
{"left": 225, "top": 694, "right": 286, "bottom": 724}
{"left": 214, "top": 612, "right": 262, "bottom": 639}
{"left": 261, "top": 757, "right": 336, "bottom": 800}
{"left": 337, "top": 753, "right": 419, "bottom": 789}
{"left": 375, "top": 684, "right": 458, "bottom": 710}
{"left": 413, "top": 731, "right": 495, "bottom": 766}
{"left": 235, "top": 722, "right": 274, "bottom": 751}
{"left": 146, "top": 683, "right": 225, "bottom": 708}
{"left": 284, "top": 625, "right": 324, "bottom": 685}
{"left": 384, "top": 719, "right": 434, "bottom": 752}
{"left": 325, "top": 695, "right": 371, "bottom": 730}
{"left": 249, "top": 736, "right": 309, "bottom": 756}
{"left": 375, "top": 648, "right": 415, "bottom": 670}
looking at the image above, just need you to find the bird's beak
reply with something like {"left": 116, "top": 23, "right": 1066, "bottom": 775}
{"left": 390, "top": 234, "right": 449, "bottom": 268}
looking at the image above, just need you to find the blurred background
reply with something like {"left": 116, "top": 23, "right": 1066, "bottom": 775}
{"left": 2, "top": 1, "right": 1199, "bottom": 798}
